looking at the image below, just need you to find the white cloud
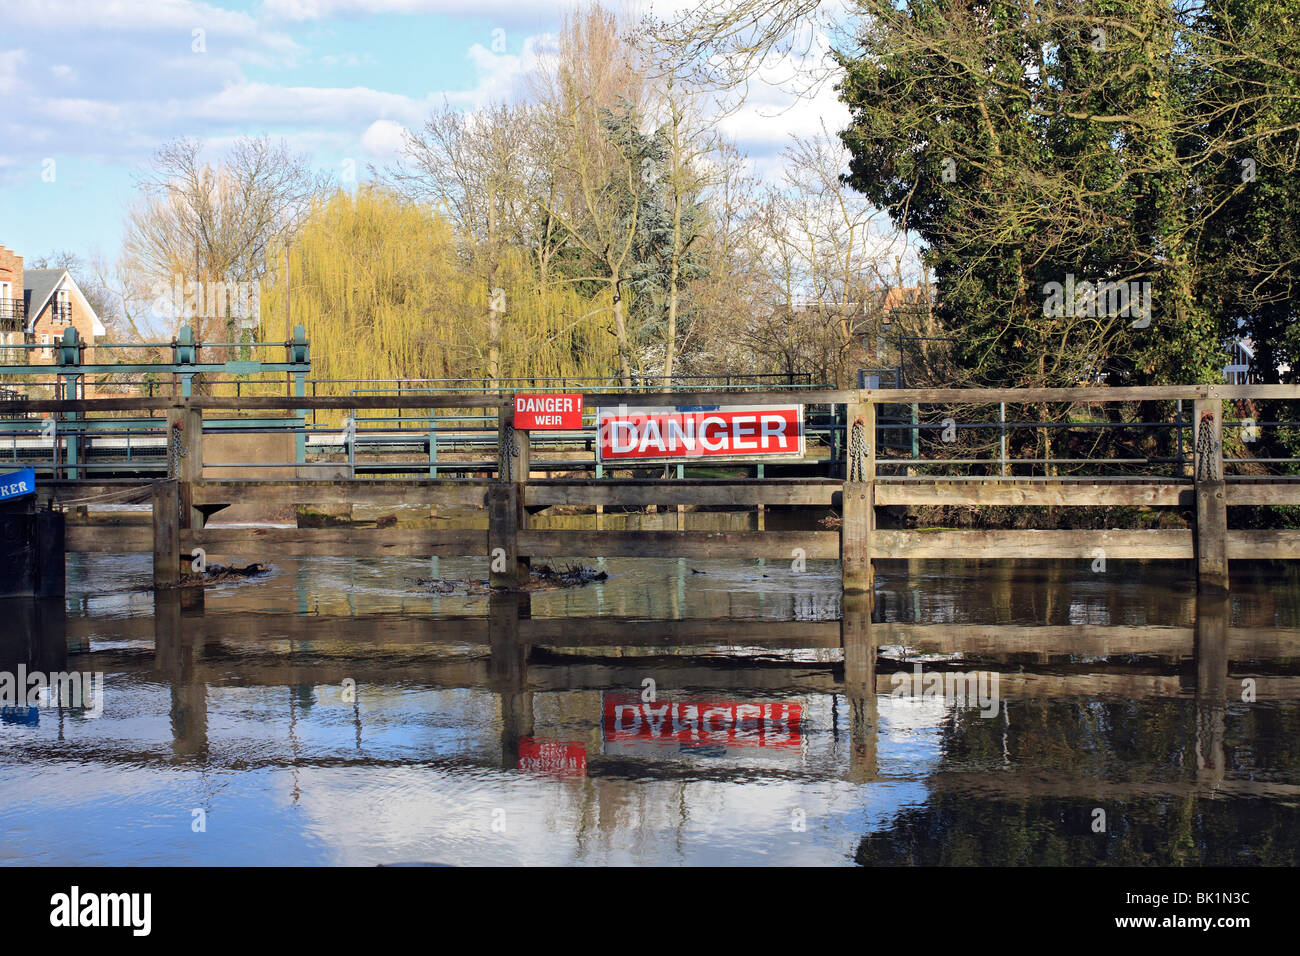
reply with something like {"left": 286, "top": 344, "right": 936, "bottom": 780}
{"left": 4, "top": 0, "right": 301, "bottom": 60}
{"left": 0, "top": 49, "right": 25, "bottom": 94}
{"left": 263, "top": 0, "right": 585, "bottom": 23}
{"left": 361, "top": 118, "right": 409, "bottom": 157}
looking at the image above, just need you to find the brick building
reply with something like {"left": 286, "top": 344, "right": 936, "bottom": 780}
{"left": 0, "top": 243, "right": 106, "bottom": 364}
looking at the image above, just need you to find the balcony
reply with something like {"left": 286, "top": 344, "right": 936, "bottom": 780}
{"left": 0, "top": 298, "right": 25, "bottom": 333}
{"left": 50, "top": 299, "right": 71, "bottom": 325}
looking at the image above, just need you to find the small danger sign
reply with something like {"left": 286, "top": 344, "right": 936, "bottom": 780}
{"left": 514, "top": 394, "right": 583, "bottom": 430}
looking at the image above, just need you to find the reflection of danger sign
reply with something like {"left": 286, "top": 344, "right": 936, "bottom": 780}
{"left": 514, "top": 394, "right": 583, "bottom": 430}
{"left": 602, "top": 694, "right": 802, "bottom": 749}
{"left": 517, "top": 738, "right": 587, "bottom": 776}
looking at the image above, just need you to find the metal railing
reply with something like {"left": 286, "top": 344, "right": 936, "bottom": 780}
{"left": 7, "top": 384, "right": 1300, "bottom": 482}
{"left": 0, "top": 299, "right": 24, "bottom": 331}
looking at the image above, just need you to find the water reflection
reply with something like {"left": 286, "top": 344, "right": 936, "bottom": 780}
{"left": 0, "top": 557, "right": 1298, "bottom": 865}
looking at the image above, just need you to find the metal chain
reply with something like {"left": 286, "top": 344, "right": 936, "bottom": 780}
{"left": 1195, "top": 412, "right": 1219, "bottom": 482}
{"left": 500, "top": 424, "right": 519, "bottom": 482}
{"left": 847, "top": 417, "right": 869, "bottom": 483}
{"left": 167, "top": 423, "right": 187, "bottom": 478}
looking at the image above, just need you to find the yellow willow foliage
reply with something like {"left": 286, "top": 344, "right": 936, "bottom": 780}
{"left": 258, "top": 189, "right": 621, "bottom": 407}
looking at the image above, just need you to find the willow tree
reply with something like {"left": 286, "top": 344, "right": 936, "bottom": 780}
{"left": 258, "top": 188, "right": 621, "bottom": 391}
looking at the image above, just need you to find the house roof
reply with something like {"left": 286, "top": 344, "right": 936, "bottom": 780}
{"left": 23, "top": 268, "right": 106, "bottom": 337}
{"left": 23, "top": 269, "right": 63, "bottom": 319}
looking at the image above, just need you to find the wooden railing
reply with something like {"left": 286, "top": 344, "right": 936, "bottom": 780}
{"left": 7, "top": 384, "right": 1300, "bottom": 594}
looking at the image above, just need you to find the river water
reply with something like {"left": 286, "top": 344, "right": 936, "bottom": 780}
{"left": 2, "top": 543, "right": 1299, "bottom": 866}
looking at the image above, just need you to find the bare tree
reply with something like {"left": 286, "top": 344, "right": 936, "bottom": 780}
{"left": 121, "top": 137, "right": 325, "bottom": 343}
{"left": 389, "top": 104, "right": 540, "bottom": 385}
{"left": 531, "top": 4, "right": 653, "bottom": 387}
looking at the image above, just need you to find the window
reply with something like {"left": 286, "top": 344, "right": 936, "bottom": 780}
{"left": 53, "top": 289, "right": 71, "bottom": 325}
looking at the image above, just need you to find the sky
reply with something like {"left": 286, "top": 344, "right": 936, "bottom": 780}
{"left": 0, "top": 0, "right": 851, "bottom": 270}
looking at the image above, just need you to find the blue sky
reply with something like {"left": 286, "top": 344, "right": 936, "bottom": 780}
{"left": 0, "top": 0, "right": 848, "bottom": 268}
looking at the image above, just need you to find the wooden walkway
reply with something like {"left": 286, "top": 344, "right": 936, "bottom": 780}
{"left": 7, "top": 383, "right": 1300, "bottom": 593}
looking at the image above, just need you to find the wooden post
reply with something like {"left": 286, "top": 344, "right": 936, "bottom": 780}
{"left": 489, "top": 591, "right": 533, "bottom": 768}
{"left": 842, "top": 401, "right": 875, "bottom": 592}
{"left": 491, "top": 401, "right": 530, "bottom": 587}
{"left": 842, "top": 590, "right": 876, "bottom": 783}
{"left": 169, "top": 403, "right": 205, "bottom": 532}
{"left": 497, "top": 400, "right": 531, "bottom": 484}
{"left": 152, "top": 479, "right": 180, "bottom": 589}
{"left": 1193, "top": 590, "right": 1229, "bottom": 786}
{"left": 842, "top": 483, "right": 873, "bottom": 592}
{"left": 1193, "top": 394, "right": 1228, "bottom": 591}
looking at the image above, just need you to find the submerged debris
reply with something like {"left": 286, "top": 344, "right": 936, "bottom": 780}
{"left": 530, "top": 563, "right": 608, "bottom": 588}
{"left": 204, "top": 562, "right": 272, "bottom": 581}
{"left": 412, "top": 563, "right": 608, "bottom": 594}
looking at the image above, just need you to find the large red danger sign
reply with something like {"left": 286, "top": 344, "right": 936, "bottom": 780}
{"left": 597, "top": 404, "right": 804, "bottom": 462}
{"left": 514, "top": 393, "right": 583, "bottom": 430}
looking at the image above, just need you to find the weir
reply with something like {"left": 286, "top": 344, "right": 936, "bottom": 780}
{"left": 2, "top": 383, "right": 1300, "bottom": 594}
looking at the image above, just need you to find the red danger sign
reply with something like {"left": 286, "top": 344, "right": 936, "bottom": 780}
{"left": 514, "top": 393, "right": 583, "bottom": 430}
{"left": 597, "top": 405, "right": 804, "bottom": 462}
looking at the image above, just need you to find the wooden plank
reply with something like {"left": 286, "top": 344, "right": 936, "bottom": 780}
{"left": 522, "top": 618, "right": 842, "bottom": 647}
{"left": 0, "top": 395, "right": 509, "bottom": 414}
{"left": 178, "top": 477, "right": 1300, "bottom": 509}
{"left": 876, "top": 623, "right": 1196, "bottom": 656}
{"left": 874, "top": 482, "right": 1190, "bottom": 507}
{"left": 1224, "top": 483, "right": 1300, "bottom": 506}
{"left": 516, "top": 529, "right": 841, "bottom": 559}
{"left": 861, "top": 386, "right": 1210, "bottom": 403}
{"left": 588, "top": 389, "right": 853, "bottom": 407}
{"left": 872, "top": 529, "right": 1194, "bottom": 559}
{"left": 191, "top": 480, "right": 491, "bottom": 507}
{"left": 1226, "top": 530, "right": 1300, "bottom": 559}
{"left": 526, "top": 479, "right": 839, "bottom": 507}
{"left": 196, "top": 612, "right": 491, "bottom": 645}
{"left": 64, "top": 612, "right": 1300, "bottom": 656}
{"left": 182, "top": 527, "right": 488, "bottom": 557}
{"left": 38, "top": 482, "right": 155, "bottom": 507}
{"left": 64, "top": 611, "right": 837, "bottom": 648}
{"left": 66, "top": 524, "right": 1300, "bottom": 563}
{"left": 67, "top": 525, "right": 153, "bottom": 552}
{"left": 7, "top": 384, "right": 1297, "bottom": 418}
